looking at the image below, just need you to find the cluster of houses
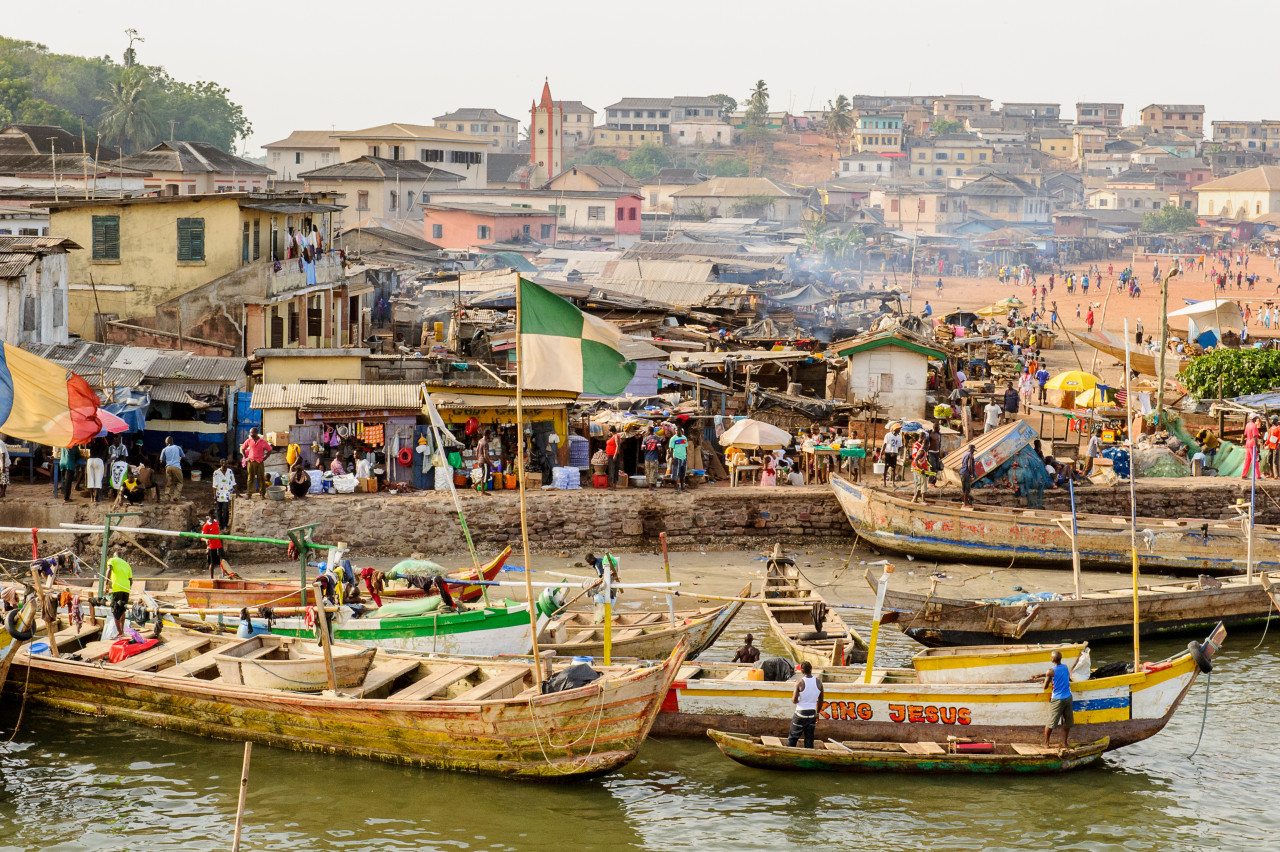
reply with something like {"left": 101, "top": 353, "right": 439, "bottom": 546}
{"left": 6, "top": 83, "right": 1280, "bottom": 472}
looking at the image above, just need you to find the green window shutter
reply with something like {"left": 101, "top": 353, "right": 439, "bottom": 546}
{"left": 92, "top": 215, "right": 119, "bottom": 259}
{"left": 177, "top": 217, "right": 205, "bottom": 261}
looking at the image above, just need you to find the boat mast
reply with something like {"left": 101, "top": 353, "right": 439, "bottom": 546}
{"left": 1124, "top": 319, "right": 1140, "bottom": 672}
{"left": 514, "top": 277, "right": 544, "bottom": 683}
{"left": 423, "top": 390, "right": 489, "bottom": 605}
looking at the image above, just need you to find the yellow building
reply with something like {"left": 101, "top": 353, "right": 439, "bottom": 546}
{"left": 48, "top": 192, "right": 351, "bottom": 348}
{"left": 424, "top": 384, "right": 575, "bottom": 447}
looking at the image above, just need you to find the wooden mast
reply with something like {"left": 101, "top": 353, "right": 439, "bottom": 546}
{"left": 1124, "top": 319, "right": 1140, "bottom": 672}
{"left": 515, "top": 276, "right": 544, "bottom": 684}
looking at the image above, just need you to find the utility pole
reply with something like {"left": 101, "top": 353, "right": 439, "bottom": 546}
{"left": 49, "top": 138, "right": 59, "bottom": 202}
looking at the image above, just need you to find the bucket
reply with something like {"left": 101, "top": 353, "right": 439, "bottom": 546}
{"left": 873, "top": 462, "right": 886, "bottom": 474}
{"left": 572, "top": 656, "right": 593, "bottom": 664}
{"left": 190, "top": 470, "right": 203, "bottom": 482}
{"left": 454, "top": 473, "right": 468, "bottom": 487}
{"left": 266, "top": 485, "right": 286, "bottom": 501}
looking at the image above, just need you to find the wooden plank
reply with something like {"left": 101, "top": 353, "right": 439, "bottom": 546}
{"left": 900, "top": 741, "right": 945, "bottom": 755}
{"left": 612, "top": 628, "right": 644, "bottom": 640}
{"left": 348, "top": 659, "right": 421, "bottom": 698}
{"left": 567, "top": 629, "right": 598, "bottom": 644}
{"left": 760, "top": 735, "right": 785, "bottom": 748}
{"left": 386, "top": 664, "right": 478, "bottom": 702}
{"left": 1011, "top": 744, "right": 1056, "bottom": 755}
{"left": 675, "top": 665, "right": 702, "bottom": 680}
{"left": 453, "top": 668, "right": 530, "bottom": 702}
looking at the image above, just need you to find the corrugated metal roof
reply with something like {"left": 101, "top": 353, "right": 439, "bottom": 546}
{"left": 591, "top": 278, "right": 750, "bottom": 307}
{"left": 146, "top": 382, "right": 230, "bottom": 402}
{"left": 0, "top": 253, "right": 35, "bottom": 277}
{"left": 21, "top": 341, "right": 246, "bottom": 389}
{"left": 251, "top": 383, "right": 422, "bottom": 410}
{"left": 430, "top": 392, "right": 571, "bottom": 409}
{"left": 146, "top": 354, "right": 246, "bottom": 383}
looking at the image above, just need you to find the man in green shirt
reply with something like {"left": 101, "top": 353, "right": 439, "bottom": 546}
{"left": 669, "top": 428, "right": 689, "bottom": 492}
{"left": 59, "top": 446, "right": 77, "bottom": 502}
{"left": 106, "top": 554, "right": 133, "bottom": 632}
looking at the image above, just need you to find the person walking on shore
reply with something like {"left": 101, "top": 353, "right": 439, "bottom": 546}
{"left": 641, "top": 427, "right": 663, "bottom": 491}
{"left": 160, "top": 437, "right": 185, "bottom": 502}
{"left": 240, "top": 428, "right": 271, "bottom": 498}
{"left": 959, "top": 444, "right": 976, "bottom": 507}
{"left": 212, "top": 458, "right": 235, "bottom": 529}
{"left": 1243, "top": 413, "right": 1263, "bottom": 480}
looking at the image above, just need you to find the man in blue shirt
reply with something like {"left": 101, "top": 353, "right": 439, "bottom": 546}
{"left": 159, "top": 436, "right": 185, "bottom": 502}
{"left": 1035, "top": 366, "right": 1050, "bottom": 405}
{"left": 1040, "top": 650, "right": 1074, "bottom": 747}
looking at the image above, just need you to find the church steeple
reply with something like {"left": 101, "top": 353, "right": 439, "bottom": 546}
{"left": 529, "top": 78, "right": 563, "bottom": 188}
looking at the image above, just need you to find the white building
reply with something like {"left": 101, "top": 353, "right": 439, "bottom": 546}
{"left": 671, "top": 120, "right": 733, "bottom": 147}
{"left": 1195, "top": 166, "right": 1280, "bottom": 219}
{"left": 832, "top": 333, "right": 943, "bottom": 421}
{"left": 0, "top": 235, "right": 77, "bottom": 345}
{"left": 333, "top": 124, "right": 491, "bottom": 189}
{"left": 433, "top": 109, "right": 520, "bottom": 153}
{"left": 261, "top": 131, "right": 343, "bottom": 182}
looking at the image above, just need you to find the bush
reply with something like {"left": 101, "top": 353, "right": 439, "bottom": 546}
{"left": 1180, "top": 347, "right": 1280, "bottom": 399}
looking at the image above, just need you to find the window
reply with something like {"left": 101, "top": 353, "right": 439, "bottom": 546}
{"left": 242, "top": 222, "right": 250, "bottom": 263}
{"left": 391, "top": 145, "right": 401, "bottom": 160}
{"left": 588, "top": 206, "right": 605, "bottom": 220}
{"left": 22, "top": 295, "right": 36, "bottom": 333}
{"left": 176, "top": 218, "right": 205, "bottom": 262}
{"left": 294, "top": 152, "right": 302, "bottom": 164}
{"left": 890, "top": 199, "right": 900, "bottom": 213}
{"left": 979, "top": 153, "right": 988, "bottom": 161}
{"left": 628, "top": 207, "right": 636, "bottom": 220}
{"left": 321, "top": 152, "right": 330, "bottom": 164}
{"left": 957, "top": 152, "right": 965, "bottom": 160}
{"left": 522, "top": 224, "right": 531, "bottom": 238}
{"left": 271, "top": 152, "right": 281, "bottom": 163}
{"left": 477, "top": 225, "right": 491, "bottom": 239}
{"left": 91, "top": 215, "right": 120, "bottom": 260}
{"left": 357, "top": 191, "right": 369, "bottom": 210}
{"left": 253, "top": 219, "right": 260, "bottom": 260}
{"left": 549, "top": 204, "right": 567, "bottom": 218}
{"left": 421, "top": 149, "right": 444, "bottom": 162}
{"left": 406, "top": 191, "right": 414, "bottom": 209}
{"left": 53, "top": 287, "right": 64, "bottom": 327}
{"left": 389, "top": 191, "right": 398, "bottom": 212}
{"left": 432, "top": 224, "right": 443, "bottom": 239}
{"left": 449, "top": 151, "right": 483, "bottom": 165}
{"left": 368, "top": 145, "right": 379, "bottom": 157}
{"left": 540, "top": 224, "right": 553, "bottom": 239}
{"left": 288, "top": 303, "right": 299, "bottom": 343}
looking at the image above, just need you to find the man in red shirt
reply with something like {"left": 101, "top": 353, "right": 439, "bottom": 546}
{"left": 1268, "top": 415, "right": 1280, "bottom": 479}
{"left": 604, "top": 427, "right": 623, "bottom": 489}
{"left": 1085, "top": 308, "right": 1094, "bottom": 332}
{"left": 240, "top": 427, "right": 272, "bottom": 497}
{"left": 202, "top": 513, "right": 223, "bottom": 579}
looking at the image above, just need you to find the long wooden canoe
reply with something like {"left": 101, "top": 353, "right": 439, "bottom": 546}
{"left": 542, "top": 584, "right": 749, "bottom": 661}
{"left": 832, "top": 474, "right": 1277, "bottom": 576}
{"left": 763, "top": 549, "right": 867, "bottom": 666}
{"left": 651, "top": 623, "right": 1225, "bottom": 752}
{"left": 873, "top": 569, "right": 1277, "bottom": 647}
{"left": 708, "top": 730, "right": 1108, "bottom": 774}
{"left": 4, "top": 618, "right": 687, "bottom": 779}
{"left": 214, "top": 635, "right": 377, "bottom": 692}
{"left": 182, "top": 547, "right": 512, "bottom": 609}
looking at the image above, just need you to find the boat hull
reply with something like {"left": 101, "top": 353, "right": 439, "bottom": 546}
{"left": 269, "top": 604, "right": 543, "bottom": 657}
{"left": 832, "top": 474, "right": 1275, "bottom": 576}
{"left": 708, "top": 730, "right": 1108, "bottom": 774}
{"left": 5, "top": 636, "right": 685, "bottom": 779}
{"left": 654, "top": 631, "right": 1221, "bottom": 752}
{"left": 881, "top": 574, "right": 1273, "bottom": 647}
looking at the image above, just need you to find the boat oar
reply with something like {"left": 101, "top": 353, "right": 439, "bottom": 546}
{"left": 863, "top": 565, "right": 894, "bottom": 684}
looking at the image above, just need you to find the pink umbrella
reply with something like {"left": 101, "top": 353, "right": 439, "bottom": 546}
{"left": 95, "top": 408, "right": 130, "bottom": 435}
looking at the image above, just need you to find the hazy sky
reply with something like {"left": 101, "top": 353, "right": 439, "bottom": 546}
{"left": 8, "top": 0, "right": 1275, "bottom": 153}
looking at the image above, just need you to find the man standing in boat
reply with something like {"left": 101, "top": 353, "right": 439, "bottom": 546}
{"left": 959, "top": 444, "right": 976, "bottom": 507}
{"left": 788, "top": 661, "right": 824, "bottom": 749}
{"left": 1041, "top": 650, "right": 1073, "bottom": 748}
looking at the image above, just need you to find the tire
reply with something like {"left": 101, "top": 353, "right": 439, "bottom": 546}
{"left": 1188, "top": 640, "right": 1213, "bottom": 674}
{"left": 5, "top": 607, "right": 34, "bottom": 642}
{"left": 798, "top": 631, "right": 828, "bottom": 642}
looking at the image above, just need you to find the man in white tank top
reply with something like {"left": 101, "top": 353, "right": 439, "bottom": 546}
{"left": 788, "top": 661, "right": 825, "bottom": 748}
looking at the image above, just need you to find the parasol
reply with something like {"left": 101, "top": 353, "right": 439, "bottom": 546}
{"left": 1044, "top": 370, "right": 1099, "bottom": 392}
{"left": 718, "top": 419, "right": 793, "bottom": 450}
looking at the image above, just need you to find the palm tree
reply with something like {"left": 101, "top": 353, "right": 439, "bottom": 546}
{"left": 97, "top": 66, "right": 157, "bottom": 154}
{"left": 746, "top": 79, "right": 770, "bottom": 127}
{"left": 825, "top": 95, "right": 854, "bottom": 152}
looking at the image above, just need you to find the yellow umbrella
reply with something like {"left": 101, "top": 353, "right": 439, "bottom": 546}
{"left": 997, "top": 296, "right": 1027, "bottom": 308}
{"left": 1045, "top": 370, "right": 1099, "bottom": 392}
{"left": 975, "top": 303, "right": 1010, "bottom": 317}
{"left": 1073, "top": 387, "right": 1110, "bottom": 407}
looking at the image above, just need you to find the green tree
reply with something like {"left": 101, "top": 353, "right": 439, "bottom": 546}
{"left": 731, "top": 192, "right": 776, "bottom": 218}
{"left": 1141, "top": 205, "right": 1198, "bottom": 233}
{"left": 151, "top": 76, "right": 252, "bottom": 152}
{"left": 620, "top": 141, "right": 670, "bottom": 181}
{"left": 96, "top": 66, "right": 157, "bottom": 153}
{"left": 708, "top": 93, "right": 737, "bottom": 118}
{"left": 745, "top": 79, "right": 770, "bottom": 127}
{"left": 570, "top": 148, "right": 620, "bottom": 168}
{"left": 706, "top": 156, "right": 748, "bottom": 177}
{"left": 825, "top": 94, "right": 854, "bottom": 150}
{"left": 802, "top": 210, "right": 829, "bottom": 251}
{"left": 1181, "top": 348, "right": 1280, "bottom": 399}
{"left": 931, "top": 118, "right": 963, "bottom": 136}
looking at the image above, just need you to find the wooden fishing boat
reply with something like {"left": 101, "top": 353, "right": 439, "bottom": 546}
{"left": 832, "top": 474, "right": 1277, "bottom": 576}
{"left": 3, "top": 618, "right": 687, "bottom": 779}
{"left": 214, "top": 635, "right": 377, "bottom": 691}
{"left": 651, "top": 623, "right": 1225, "bottom": 752}
{"left": 762, "top": 550, "right": 867, "bottom": 665}
{"left": 542, "top": 584, "right": 749, "bottom": 661}
{"left": 912, "top": 643, "right": 1091, "bottom": 684}
{"left": 707, "top": 730, "right": 1109, "bottom": 774}
{"left": 182, "top": 547, "right": 512, "bottom": 609}
{"left": 874, "top": 570, "right": 1276, "bottom": 647}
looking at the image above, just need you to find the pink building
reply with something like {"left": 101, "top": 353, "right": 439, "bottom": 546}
{"left": 422, "top": 202, "right": 558, "bottom": 249}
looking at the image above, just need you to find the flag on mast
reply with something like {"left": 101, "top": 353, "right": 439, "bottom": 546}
{"left": 0, "top": 342, "right": 102, "bottom": 447}
{"left": 517, "top": 277, "right": 636, "bottom": 395}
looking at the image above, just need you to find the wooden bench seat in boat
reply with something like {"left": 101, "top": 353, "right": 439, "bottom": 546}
{"left": 724, "top": 669, "right": 755, "bottom": 681}
{"left": 567, "top": 629, "right": 598, "bottom": 644}
{"left": 1011, "top": 744, "right": 1059, "bottom": 755}
{"left": 348, "top": 659, "right": 422, "bottom": 698}
{"left": 825, "top": 740, "right": 853, "bottom": 753}
{"left": 900, "top": 741, "right": 945, "bottom": 755}
{"left": 117, "top": 635, "right": 211, "bottom": 671}
{"left": 453, "top": 668, "right": 530, "bottom": 702}
{"left": 386, "top": 664, "right": 479, "bottom": 702}
{"left": 675, "top": 665, "right": 702, "bottom": 680}
{"left": 612, "top": 628, "right": 645, "bottom": 640}
{"left": 52, "top": 622, "right": 100, "bottom": 653}
{"left": 153, "top": 637, "right": 269, "bottom": 679}
{"left": 761, "top": 735, "right": 785, "bottom": 747}
{"left": 630, "top": 613, "right": 664, "bottom": 626}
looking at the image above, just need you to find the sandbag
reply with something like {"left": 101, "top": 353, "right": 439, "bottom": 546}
{"left": 541, "top": 663, "right": 602, "bottom": 694}
{"left": 388, "top": 558, "right": 446, "bottom": 579}
{"left": 373, "top": 595, "right": 443, "bottom": 619}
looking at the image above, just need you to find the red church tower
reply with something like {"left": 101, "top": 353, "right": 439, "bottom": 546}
{"left": 529, "top": 80, "right": 563, "bottom": 187}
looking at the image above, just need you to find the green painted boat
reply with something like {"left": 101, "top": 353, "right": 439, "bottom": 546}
{"left": 707, "top": 730, "right": 1108, "bottom": 774}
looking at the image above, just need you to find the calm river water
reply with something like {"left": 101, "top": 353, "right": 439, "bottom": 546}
{"left": 0, "top": 601, "right": 1273, "bottom": 851}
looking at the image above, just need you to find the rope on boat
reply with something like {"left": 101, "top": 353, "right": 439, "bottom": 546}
{"left": 3, "top": 652, "right": 33, "bottom": 747}
{"left": 525, "top": 680, "right": 608, "bottom": 775}
{"left": 1255, "top": 595, "right": 1276, "bottom": 650}
{"left": 1187, "top": 670, "right": 1212, "bottom": 760}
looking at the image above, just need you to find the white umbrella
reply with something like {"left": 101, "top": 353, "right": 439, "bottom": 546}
{"left": 718, "top": 419, "right": 793, "bottom": 450}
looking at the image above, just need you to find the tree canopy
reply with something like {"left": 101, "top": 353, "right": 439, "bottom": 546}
{"left": 619, "top": 142, "right": 670, "bottom": 181}
{"left": 708, "top": 93, "right": 737, "bottom": 118}
{"left": 745, "top": 80, "right": 770, "bottom": 127}
{"left": 825, "top": 95, "right": 854, "bottom": 147}
{"left": 1141, "top": 205, "right": 1198, "bottom": 233}
{"left": 0, "top": 36, "right": 252, "bottom": 153}
{"left": 1181, "top": 347, "right": 1280, "bottom": 399}
{"left": 930, "top": 118, "right": 963, "bottom": 136}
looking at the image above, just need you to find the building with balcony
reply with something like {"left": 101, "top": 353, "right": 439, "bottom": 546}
{"left": 332, "top": 124, "right": 490, "bottom": 189}
{"left": 433, "top": 108, "right": 520, "bottom": 153}
{"left": 1139, "top": 104, "right": 1205, "bottom": 136}
{"left": 1075, "top": 102, "right": 1124, "bottom": 127}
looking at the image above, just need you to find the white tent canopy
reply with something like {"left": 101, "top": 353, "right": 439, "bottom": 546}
{"left": 1168, "top": 299, "right": 1244, "bottom": 341}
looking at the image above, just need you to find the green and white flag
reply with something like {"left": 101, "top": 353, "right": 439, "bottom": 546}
{"left": 519, "top": 276, "right": 636, "bottom": 395}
